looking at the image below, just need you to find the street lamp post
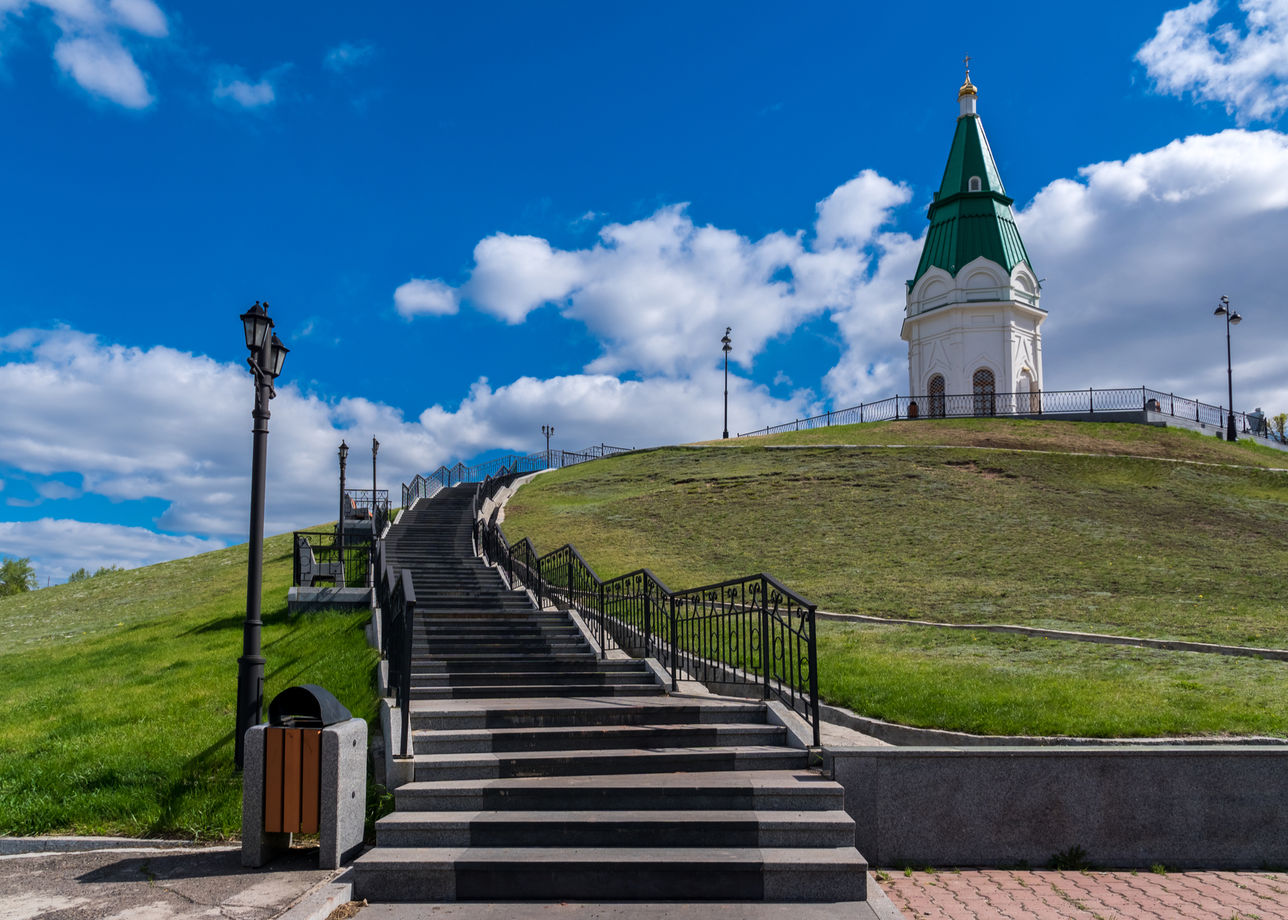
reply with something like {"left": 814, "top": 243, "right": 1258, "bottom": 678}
{"left": 372, "top": 436, "right": 379, "bottom": 520}
{"left": 721, "top": 327, "right": 732, "bottom": 439}
{"left": 338, "top": 440, "right": 349, "bottom": 586}
{"left": 542, "top": 424, "right": 554, "bottom": 469}
{"left": 236, "top": 301, "right": 289, "bottom": 771}
{"left": 1213, "top": 295, "right": 1243, "bottom": 442}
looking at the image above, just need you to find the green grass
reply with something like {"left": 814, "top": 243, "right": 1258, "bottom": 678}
{"left": 500, "top": 420, "right": 1288, "bottom": 738}
{"left": 0, "top": 531, "right": 378, "bottom": 838}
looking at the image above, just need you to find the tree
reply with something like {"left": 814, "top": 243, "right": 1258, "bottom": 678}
{"left": 67, "top": 567, "right": 91, "bottom": 583}
{"left": 1274, "top": 413, "right": 1287, "bottom": 440}
{"left": 0, "top": 557, "right": 37, "bottom": 596}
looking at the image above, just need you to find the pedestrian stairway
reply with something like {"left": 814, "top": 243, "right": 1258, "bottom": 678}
{"left": 352, "top": 484, "right": 870, "bottom": 903}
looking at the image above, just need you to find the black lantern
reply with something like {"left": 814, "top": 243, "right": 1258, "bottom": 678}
{"left": 240, "top": 301, "right": 273, "bottom": 353}
{"left": 1213, "top": 295, "right": 1243, "bottom": 443}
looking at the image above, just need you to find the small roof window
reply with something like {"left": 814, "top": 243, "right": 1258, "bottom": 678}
{"left": 968, "top": 176, "right": 982, "bottom": 192}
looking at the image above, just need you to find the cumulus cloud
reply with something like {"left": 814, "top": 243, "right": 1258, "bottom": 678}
{"left": 1138, "top": 0, "right": 1288, "bottom": 124}
{"left": 436, "top": 171, "right": 912, "bottom": 383}
{"left": 0, "top": 327, "right": 812, "bottom": 578}
{"left": 213, "top": 67, "right": 279, "bottom": 109}
{"left": 0, "top": 519, "right": 223, "bottom": 582}
{"left": 1019, "top": 128, "right": 1288, "bottom": 410}
{"left": 4, "top": 0, "right": 168, "bottom": 108}
{"left": 394, "top": 278, "right": 459, "bottom": 318}
{"left": 324, "top": 41, "right": 374, "bottom": 73}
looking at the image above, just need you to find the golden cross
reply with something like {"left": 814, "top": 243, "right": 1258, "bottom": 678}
{"left": 963, "top": 54, "right": 971, "bottom": 80}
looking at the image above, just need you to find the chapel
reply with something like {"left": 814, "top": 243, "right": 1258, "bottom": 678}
{"left": 900, "top": 66, "right": 1046, "bottom": 415}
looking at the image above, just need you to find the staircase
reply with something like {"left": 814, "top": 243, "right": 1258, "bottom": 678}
{"left": 353, "top": 484, "right": 870, "bottom": 904}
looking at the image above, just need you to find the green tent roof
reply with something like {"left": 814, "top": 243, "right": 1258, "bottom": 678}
{"left": 911, "top": 111, "right": 1032, "bottom": 287}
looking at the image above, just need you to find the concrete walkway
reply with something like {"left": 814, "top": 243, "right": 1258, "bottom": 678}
{"left": 0, "top": 841, "right": 336, "bottom": 920}
{"left": 879, "top": 868, "right": 1288, "bottom": 919}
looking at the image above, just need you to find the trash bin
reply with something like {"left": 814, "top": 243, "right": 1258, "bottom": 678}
{"left": 243, "top": 685, "right": 367, "bottom": 869}
{"left": 263, "top": 685, "right": 351, "bottom": 835}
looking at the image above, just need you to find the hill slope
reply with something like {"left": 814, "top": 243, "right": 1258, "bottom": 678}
{"left": 501, "top": 420, "right": 1288, "bottom": 738}
{"left": 0, "top": 530, "right": 377, "bottom": 837}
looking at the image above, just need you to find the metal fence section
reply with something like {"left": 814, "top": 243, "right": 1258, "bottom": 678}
{"left": 402, "top": 444, "right": 633, "bottom": 510}
{"left": 292, "top": 530, "right": 372, "bottom": 588}
{"left": 738, "top": 385, "right": 1285, "bottom": 443}
{"left": 373, "top": 536, "right": 415, "bottom": 758}
{"left": 344, "top": 488, "right": 391, "bottom": 537}
{"left": 472, "top": 473, "right": 821, "bottom": 744}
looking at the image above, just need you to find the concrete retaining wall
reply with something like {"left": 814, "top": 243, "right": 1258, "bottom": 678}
{"left": 827, "top": 745, "right": 1288, "bottom": 869}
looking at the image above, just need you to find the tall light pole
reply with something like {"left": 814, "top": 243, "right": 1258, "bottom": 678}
{"left": 236, "top": 301, "right": 289, "bottom": 771}
{"left": 338, "top": 440, "right": 349, "bottom": 586}
{"left": 721, "top": 327, "right": 732, "bottom": 439}
{"left": 1213, "top": 295, "right": 1242, "bottom": 442}
{"left": 372, "top": 436, "right": 379, "bottom": 517}
{"left": 542, "top": 424, "right": 554, "bottom": 469}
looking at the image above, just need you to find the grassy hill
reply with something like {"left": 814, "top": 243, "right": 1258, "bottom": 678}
{"left": 0, "top": 531, "right": 377, "bottom": 838}
{"left": 501, "top": 419, "right": 1288, "bottom": 738}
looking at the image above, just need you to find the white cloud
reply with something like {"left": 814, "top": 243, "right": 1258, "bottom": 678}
{"left": 7, "top": 0, "right": 169, "bottom": 108}
{"left": 1138, "top": 0, "right": 1288, "bottom": 124}
{"left": 466, "top": 233, "right": 584, "bottom": 324}
{"left": 0, "top": 519, "right": 222, "bottom": 582}
{"left": 394, "top": 278, "right": 459, "bottom": 318}
{"left": 0, "top": 327, "right": 814, "bottom": 579}
{"left": 52, "top": 32, "right": 151, "bottom": 108}
{"left": 814, "top": 169, "right": 911, "bottom": 248}
{"left": 213, "top": 69, "right": 277, "bottom": 109}
{"left": 324, "top": 40, "right": 374, "bottom": 73}
{"left": 107, "top": 0, "right": 165, "bottom": 37}
{"left": 448, "top": 176, "right": 910, "bottom": 381}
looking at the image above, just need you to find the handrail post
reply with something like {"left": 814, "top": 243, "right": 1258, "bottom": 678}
{"left": 599, "top": 580, "right": 607, "bottom": 659}
{"left": 807, "top": 604, "right": 820, "bottom": 747}
{"left": 535, "top": 553, "right": 543, "bottom": 609}
{"left": 643, "top": 583, "right": 652, "bottom": 658}
{"left": 669, "top": 595, "right": 679, "bottom": 691}
{"left": 401, "top": 591, "right": 414, "bottom": 758}
{"left": 760, "top": 576, "right": 771, "bottom": 701}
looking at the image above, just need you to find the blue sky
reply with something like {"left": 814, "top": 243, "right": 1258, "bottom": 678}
{"left": 2, "top": 0, "right": 1287, "bottom": 581}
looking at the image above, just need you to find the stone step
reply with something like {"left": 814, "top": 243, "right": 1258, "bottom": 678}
{"left": 393, "top": 770, "right": 845, "bottom": 812}
{"left": 351, "top": 846, "right": 866, "bottom": 902}
{"left": 375, "top": 809, "right": 857, "bottom": 848}
{"left": 413, "top": 659, "right": 645, "bottom": 674}
{"left": 408, "top": 699, "right": 768, "bottom": 730}
{"left": 413, "top": 746, "right": 807, "bottom": 781}
{"left": 414, "top": 672, "right": 653, "bottom": 691}
{"left": 419, "top": 722, "right": 786, "bottom": 753}
{"left": 410, "top": 683, "right": 666, "bottom": 701}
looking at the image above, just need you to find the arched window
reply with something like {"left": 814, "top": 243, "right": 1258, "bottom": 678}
{"left": 1019, "top": 369, "right": 1040, "bottom": 413}
{"left": 968, "top": 176, "right": 982, "bottom": 192}
{"left": 973, "top": 368, "right": 996, "bottom": 417}
{"left": 928, "top": 374, "right": 946, "bottom": 418}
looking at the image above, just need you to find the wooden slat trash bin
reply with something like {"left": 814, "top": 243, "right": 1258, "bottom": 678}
{"left": 242, "top": 684, "right": 367, "bottom": 869}
{"left": 263, "top": 726, "right": 322, "bottom": 834}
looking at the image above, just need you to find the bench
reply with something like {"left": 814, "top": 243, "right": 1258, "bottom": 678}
{"left": 297, "top": 535, "right": 344, "bottom": 587}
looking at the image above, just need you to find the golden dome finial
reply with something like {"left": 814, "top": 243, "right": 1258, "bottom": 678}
{"left": 958, "top": 54, "right": 977, "bottom": 99}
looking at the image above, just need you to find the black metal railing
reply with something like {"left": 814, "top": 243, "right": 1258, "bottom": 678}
{"left": 402, "top": 444, "right": 633, "bottom": 509}
{"left": 738, "top": 384, "right": 1284, "bottom": 444}
{"left": 344, "top": 488, "right": 391, "bottom": 537}
{"left": 292, "top": 530, "right": 372, "bottom": 588}
{"left": 373, "top": 537, "right": 415, "bottom": 758}
{"left": 473, "top": 483, "right": 820, "bottom": 744}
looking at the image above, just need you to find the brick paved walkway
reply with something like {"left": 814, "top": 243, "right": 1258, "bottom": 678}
{"left": 878, "top": 869, "right": 1288, "bottom": 919}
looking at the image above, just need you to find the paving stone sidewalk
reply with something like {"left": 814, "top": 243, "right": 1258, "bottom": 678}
{"left": 878, "top": 868, "right": 1288, "bottom": 920}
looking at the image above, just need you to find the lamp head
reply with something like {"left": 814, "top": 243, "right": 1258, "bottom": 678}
{"left": 240, "top": 301, "right": 273, "bottom": 352}
{"left": 1229, "top": 311, "right": 1242, "bottom": 325}
{"left": 267, "top": 333, "right": 289, "bottom": 378}
{"left": 339, "top": 440, "right": 349, "bottom": 463}
{"left": 373, "top": 437, "right": 380, "bottom": 456}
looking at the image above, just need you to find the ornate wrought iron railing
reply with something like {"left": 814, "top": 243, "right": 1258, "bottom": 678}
{"left": 373, "top": 538, "right": 415, "bottom": 758}
{"left": 738, "top": 385, "right": 1280, "bottom": 443}
{"left": 402, "top": 444, "right": 633, "bottom": 510}
{"left": 473, "top": 481, "right": 820, "bottom": 744}
{"left": 344, "top": 488, "right": 391, "bottom": 537}
{"left": 292, "top": 530, "right": 372, "bottom": 588}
